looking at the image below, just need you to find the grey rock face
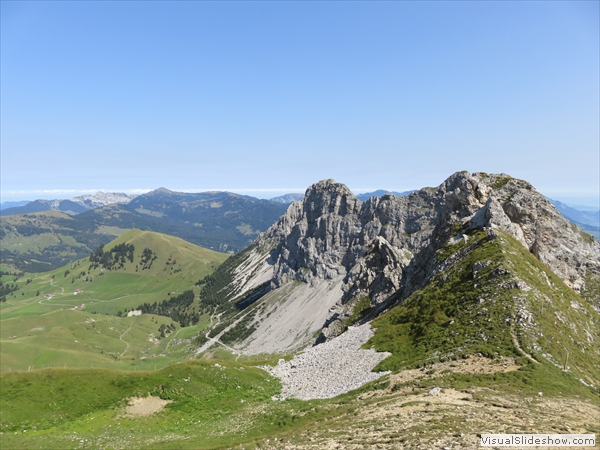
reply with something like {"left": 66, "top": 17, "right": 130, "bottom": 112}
{"left": 267, "top": 179, "right": 362, "bottom": 285}
{"left": 245, "top": 171, "right": 600, "bottom": 345}
{"left": 344, "top": 236, "right": 412, "bottom": 306}
{"left": 478, "top": 175, "right": 600, "bottom": 291}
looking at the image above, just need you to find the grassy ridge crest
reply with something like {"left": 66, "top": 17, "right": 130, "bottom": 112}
{"left": 369, "top": 228, "right": 600, "bottom": 397}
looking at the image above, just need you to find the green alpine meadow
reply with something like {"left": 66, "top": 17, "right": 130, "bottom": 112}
{"left": 1, "top": 172, "right": 599, "bottom": 449}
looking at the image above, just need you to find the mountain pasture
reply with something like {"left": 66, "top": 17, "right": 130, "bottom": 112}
{"left": 0, "top": 230, "right": 228, "bottom": 372}
{"left": 1, "top": 176, "right": 599, "bottom": 449}
{"left": 0, "top": 211, "right": 119, "bottom": 272}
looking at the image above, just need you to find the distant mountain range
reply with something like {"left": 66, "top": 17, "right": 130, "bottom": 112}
{"left": 2, "top": 186, "right": 597, "bottom": 273}
{"left": 548, "top": 199, "right": 600, "bottom": 238}
{"left": 1, "top": 192, "right": 137, "bottom": 216}
{"left": 0, "top": 189, "right": 428, "bottom": 212}
{"left": 0, "top": 189, "right": 288, "bottom": 271}
{"left": 355, "top": 189, "right": 416, "bottom": 201}
{"left": 269, "top": 193, "right": 305, "bottom": 204}
{"left": 0, "top": 201, "right": 29, "bottom": 211}
{"left": 6, "top": 190, "right": 596, "bottom": 233}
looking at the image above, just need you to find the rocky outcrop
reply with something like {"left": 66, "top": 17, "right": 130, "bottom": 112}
{"left": 344, "top": 236, "right": 412, "bottom": 305}
{"left": 267, "top": 179, "right": 362, "bottom": 285}
{"left": 204, "top": 171, "right": 600, "bottom": 352}
{"left": 265, "top": 172, "right": 598, "bottom": 291}
{"left": 469, "top": 175, "right": 599, "bottom": 291}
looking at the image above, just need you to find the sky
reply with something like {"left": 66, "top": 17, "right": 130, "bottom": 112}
{"left": 1, "top": 1, "right": 599, "bottom": 207}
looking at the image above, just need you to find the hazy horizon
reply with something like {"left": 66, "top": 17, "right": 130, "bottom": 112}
{"left": 1, "top": 182, "right": 598, "bottom": 210}
{"left": 2, "top": 2, "right": 598, "bottom": 208}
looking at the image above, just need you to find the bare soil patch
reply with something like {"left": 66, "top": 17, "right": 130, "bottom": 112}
{"left": 388, "top": 355, "right": 521, "bottom": 388}
{"left": 122, "top": 396, "right": 172, "bottom": 417}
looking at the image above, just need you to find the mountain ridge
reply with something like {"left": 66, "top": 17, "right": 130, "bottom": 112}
{"left": 355, "top": 189, "right": 416, "bottom": 201}
{"left": 194, "top": 171, "right": 599, "bottom": 372}
{"left": 1, "top": 174, "right": 599, "bottom": 449}
{"left": 1, "top": 191, "right": 289, "bottom": 271}
{"left": 1, "top": 192, "right": 137, "bottom": 217}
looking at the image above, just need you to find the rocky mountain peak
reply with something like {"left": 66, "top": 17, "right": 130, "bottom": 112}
{"left": 262, "top": 173, "right": 599, "bottom": 294}
{"left": 199, "top": 171, "right": 600, "bottom": 355}
{"left": 263, "top": 180, "right": 363, "bottom": 285}
{"left": 302, "top": 179, "right": 361, "bottom": 221}
{"left": 434, "top": 171, "right": 490, "bottom": 220}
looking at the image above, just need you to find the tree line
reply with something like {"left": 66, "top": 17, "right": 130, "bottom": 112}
{"left": 89, "top": 243, "right": 135, "bottom": 270}
{"left": 121, "top": 290, "right": 200, "bottom": 327}
{"left": 195, "top": 245, "right": 253, "bottom": 312}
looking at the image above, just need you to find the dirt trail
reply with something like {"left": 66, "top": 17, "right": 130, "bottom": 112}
{"left": 119, "top": 319, "right": 136, "bottom": 356}
{"left": 35, "top": 278, "right": 68, "bottom": 306}
{"left": 196, "top": 311, "right": 245, "bottom": 360}
{"left": 49, "top": 278, "right": 65, "bottom": 294}
{"left": 511, "top": 332, "right": 539, "bottom": 363}
{"left": 164, "top": 327, "right": 184, "bottom": 352}
{"left": 83, "top": 293, "right": 146, "bottom": 305}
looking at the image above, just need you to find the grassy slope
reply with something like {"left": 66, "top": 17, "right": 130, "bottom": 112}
{"left": 1, "top": 356, "right": 597, "bottom": 449}
{"left": 0, "top": 361, "right": 351, "bottom": 450}
{"left": 0, "top": 211, "right": 127, "bottom": 272}
{"left": 0, "top": 230, "right": 229, "bottom": 372}
{"left": 369, "top": 228, "right": 599, "bottom": 399}
{"left": 1, "top": 229, "right": 598, "bottom": 449}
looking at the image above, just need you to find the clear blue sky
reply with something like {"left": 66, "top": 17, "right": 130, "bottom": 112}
{"left": 1, "top": 1, "right": 598, "bottom": 206}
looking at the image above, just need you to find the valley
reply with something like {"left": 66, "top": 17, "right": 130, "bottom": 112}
{"left": 0, "top": 189, "right": 288, "bottom": 272}
{"left": 0, "top": 230, "right": 228, "bottom": 373}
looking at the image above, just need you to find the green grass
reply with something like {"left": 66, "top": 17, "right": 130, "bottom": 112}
{"left": 0, "top": 361, "right": 352, "bottom": 450}
{"left": 0, "top": 361, "right": 272, "bottom": 447}
{"left": 0, "top": 308, "right": 210, "bottom": 372}
{"left": 369, "top": 229, "right": 520, "bottom": 370}
{"left": 341, "top": 295, "right": 372, "bottom": 332}
{"left": 489, "top": 175, "right": 514, "bottom": 190}
{"left": 368, "top": 228, "right": 600, "bottom": 397}
{"left": 1, "top": 230, "right": 229, "bottom": 372}
{"left": 437, "top": 359, "right": 598, "bottom": 401}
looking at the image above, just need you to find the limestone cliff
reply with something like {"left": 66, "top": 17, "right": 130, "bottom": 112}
{"left": 196, "top": 171, "right": 600, "bottom": 354}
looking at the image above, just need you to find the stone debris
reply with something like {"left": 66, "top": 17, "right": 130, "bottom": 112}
{"left": 427, "top": 387, "right": 442, "bottom": 396}
{"left": 263, "top": 324, "right": 390, "bottom": 400}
